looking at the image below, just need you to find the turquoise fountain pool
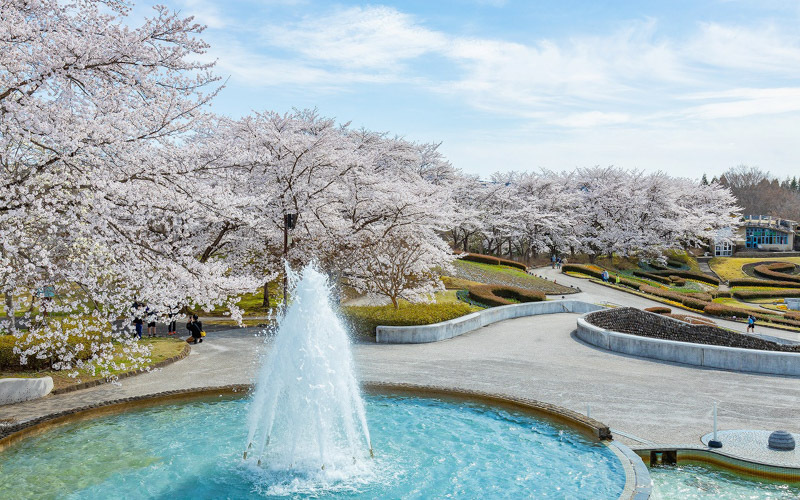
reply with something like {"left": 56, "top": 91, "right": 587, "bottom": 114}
{"left": 0, "top": 394, "right": 626, "bottom": 499}
{"left": 650, "top": 464, "right": 800, "bottom": 499}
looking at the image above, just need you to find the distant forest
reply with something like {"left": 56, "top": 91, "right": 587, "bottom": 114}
{"left": 702, "top": 165, "right": 800, "bottom": 221}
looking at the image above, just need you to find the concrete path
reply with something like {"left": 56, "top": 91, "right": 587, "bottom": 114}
{"left": 536, "top": 266, "right": 800, "bottom": 344}
{"left": 2, "top": 311, "right": 799, "bottom": 449}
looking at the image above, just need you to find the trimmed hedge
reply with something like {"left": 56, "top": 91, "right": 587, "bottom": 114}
{"left": 753, "top": 262, "right": 800, "bottom": 283}
{"left": 732, "top": 289, "right": 800, "bottom": 300}
{"left": 459, "top": 253, "right": 527, "bottom": 271}
{"left": 648, "top": 270, "right": 719, "bottom": 285}
{"left": 668, "top": 276, "right": 687, "bottom": 286}
{"left": 702, "top": 303, "right": 800, "bottom": 328}
{"left": 342, "top": 302, "right": 476, "bottom": 338}
{"left": 639, "top": 285, "right": 711, "bottom": 310}
{"left": 644, "top": 306, "right": 671, "bottom": 314}
{"left": 563, "top": 263, "right": 604, "bottom": 279}
{"left": 728, "top": 278, "right": 800, "bottom": 289}
{"left": 632, "top": 270, "right": 672, "bottom": 285}
{"left": 563, "top": 264, "right": 639, "bottom": 288}
{"left": 467, "top": 284, "right": 545, "bottom": 307}
{"left": 711, "top": 290, "right": 732, "bottom": 299}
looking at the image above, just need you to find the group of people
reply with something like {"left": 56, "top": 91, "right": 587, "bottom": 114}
{"left": 130, "top": 302, "right": 202, "bottom": 343}
{"left": 600, "top": 270, "right": 621, "bottom": 284}
{"left": 550, "top": 255, "right": 566, "bottom": 269}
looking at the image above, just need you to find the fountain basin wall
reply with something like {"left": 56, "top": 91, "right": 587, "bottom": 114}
{"left": 636, "top": 446, "right": 800, "bottom": 484}
{"left": 576, "top": 317, "right": 800, "bottom": 376}
{"left": 0, "top": 376, "right": 53, "bottom": 405}
{"left": 376, "top": 299, "right": 605, "bottom": 343}
{"left": 0, "top": 384, "right": 646, "bottom": 500}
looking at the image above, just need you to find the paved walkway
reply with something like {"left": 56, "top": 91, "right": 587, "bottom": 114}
{"left": 2, "top": 304, "right": 799, "bottom": 449}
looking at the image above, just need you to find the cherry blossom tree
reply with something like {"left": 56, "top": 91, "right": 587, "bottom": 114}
{"left": 0, "top": 0, "right": 248, "bottom": 374}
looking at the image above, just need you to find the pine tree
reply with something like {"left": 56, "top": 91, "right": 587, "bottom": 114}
{"left": 701, "top": 173, "right": 709, "bottom": 185}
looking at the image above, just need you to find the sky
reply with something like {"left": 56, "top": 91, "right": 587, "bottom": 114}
{"left": 132, "top": 0, "right": 800, "bottom": 180}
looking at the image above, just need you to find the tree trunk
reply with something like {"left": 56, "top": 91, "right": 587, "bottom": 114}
{"left": 262, "top": 281, "right": 271, "bottom": 308}
{"left": 4, "top": 293, "right": 15, "bottom": 335}
{"left": 391, "top": 296, "right": 399, "bottom": 309}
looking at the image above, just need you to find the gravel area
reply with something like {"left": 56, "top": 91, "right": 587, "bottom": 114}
{"left": 587, "top": 308, "right": 800, "bottom": 352}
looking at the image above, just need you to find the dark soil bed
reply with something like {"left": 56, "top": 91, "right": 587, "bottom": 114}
{"left": 585, "top": 307, "right": 800, "bottom": 352}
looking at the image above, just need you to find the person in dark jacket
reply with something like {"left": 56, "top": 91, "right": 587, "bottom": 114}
{"left": 186, "top": 315, "right": 202, "bottom": 344}
{"left": 132, "top": 302, "right": 144, "bottom": 339}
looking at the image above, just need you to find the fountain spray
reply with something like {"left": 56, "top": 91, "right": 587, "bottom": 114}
{"left": 244, "top": 264, "right": 373, "bottom": 472}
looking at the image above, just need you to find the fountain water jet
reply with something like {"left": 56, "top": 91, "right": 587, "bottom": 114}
{"left": 244, "top": 264, "right": 372, "bottom": 475}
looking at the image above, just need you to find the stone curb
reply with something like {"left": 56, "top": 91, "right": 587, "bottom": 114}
{"left": 50, "top": 343, "right": 192, "bottom": 396}
{"left": 576, "top": 316, "right": 800, "bottom": 377}
{"left": 376, "top": 299, "right": 605, "bottom": 343}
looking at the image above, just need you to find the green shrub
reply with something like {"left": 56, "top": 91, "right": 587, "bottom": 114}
{"left": 711, "top": 290, "right": 732, "bottom": 299}
{"left": 341, "top": 302, "right": 476, "bottom": 338}
{"left": 459, "top": 253, "right": 527, "bottom": 271}
{"left": 0, "top": 333, "right": 94, "bottom": 371}
{"left": 467, "top": 284, "right": 545, "bottom": 307}
{"left": 644, "top": 306, "right": 671, "bottom": 314}
{"left": 648, "top": 270, "right": 719, "bottom": 285}
{"left": 728, "top": 278, "right": 800, "bottom": 288}
{"left": 732, "top": 289, "right": 800, "bottom": 300}
{"left": 639, "top": 285, "right": 711, "bottom": 310}
{"left": 753, "top": 263, "right": 800, "bottom": 283}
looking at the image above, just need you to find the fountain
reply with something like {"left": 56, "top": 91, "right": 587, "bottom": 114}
{"left": 0, "top": 264, "right": 629, "bottom": 498}
{"left": 244, "top": 264, "right": 372, "bottom": 473}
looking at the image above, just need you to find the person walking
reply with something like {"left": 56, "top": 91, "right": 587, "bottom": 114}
{"left": 167, "top": 308, "right": 177, "bottom": 336}
{"left": 186, "top": 315, "right": 202, "bottom": 344}
{"left": 193, "top": 314, "right": 204, "bottom": 343}
{"left": 551, "top": 254, "right": 556, "bottom": 269}
{"left": 131, "top": 302, "right": 144, "bottom": 340}
{"left": 747, "top": 314, "right": 756, "bottom": 333}
{"left": 146, "top": 306, "right": 157, "bottom": 337}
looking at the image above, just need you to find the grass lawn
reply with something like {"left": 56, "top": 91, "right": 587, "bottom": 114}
{"left": 709, "top": 257, "right": 800, "bottom": 281}
{"left": 0, "top": 337, "right": 186, "bottom": 391}
{"left": 449, "top": 260, "right": 575, "bottom": 294}
{"left": 712, "top": 297, "right": 764, "bottom": 310}
{"left": 204, "top": 282, "right": 281, "bottom": 317}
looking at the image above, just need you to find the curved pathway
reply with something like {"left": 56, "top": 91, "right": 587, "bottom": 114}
{"left": 537, "top": 266, "right": 800, "bottom": 343}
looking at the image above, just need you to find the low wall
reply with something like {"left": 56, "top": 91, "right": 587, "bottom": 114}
{"left": 376, "top": 300, "right": 604, "bottom": 344}
{"left": 576, "top": 318, "right": 800, "bottom": 377}
{"left": 0, "top": 377, "right": 54, "bottom": 406}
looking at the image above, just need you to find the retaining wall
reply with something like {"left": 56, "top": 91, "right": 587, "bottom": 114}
{"left": 376, "top": 300, "right": 604, "bottom": 343}
{"left": 576, "top": 318, "right": 800, "bottom": 377}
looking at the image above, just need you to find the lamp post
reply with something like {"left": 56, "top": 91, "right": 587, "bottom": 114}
{"left": 283, "top": 213, "right": 298, "bottom": 307}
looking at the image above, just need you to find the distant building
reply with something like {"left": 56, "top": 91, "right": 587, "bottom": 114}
{"left": 741, "top": 215, "right": 797, "bottom": 252}
{"left": 712, "top": 216, "right": 798, "bottom": 256}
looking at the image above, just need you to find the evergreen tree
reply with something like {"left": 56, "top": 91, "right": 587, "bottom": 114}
{"left": 701, "top": 173, "right": 709, "bottom": 185}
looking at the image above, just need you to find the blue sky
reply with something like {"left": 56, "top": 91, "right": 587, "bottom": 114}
{"left": 133, "top": 0, "right": 800, "bottom": 179}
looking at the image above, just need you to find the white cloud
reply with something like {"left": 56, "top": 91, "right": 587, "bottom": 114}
{"left": 688, "top": 22, "right": 800, "bottom": 73}
{"left": 679, "top": 87, "right": 800, "bottom": 119}
{"left": 197, "top": 3, "right": 800, "bottom": 134}
{"left": 263, "top": 6, "right": 447, "bottom": 70}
